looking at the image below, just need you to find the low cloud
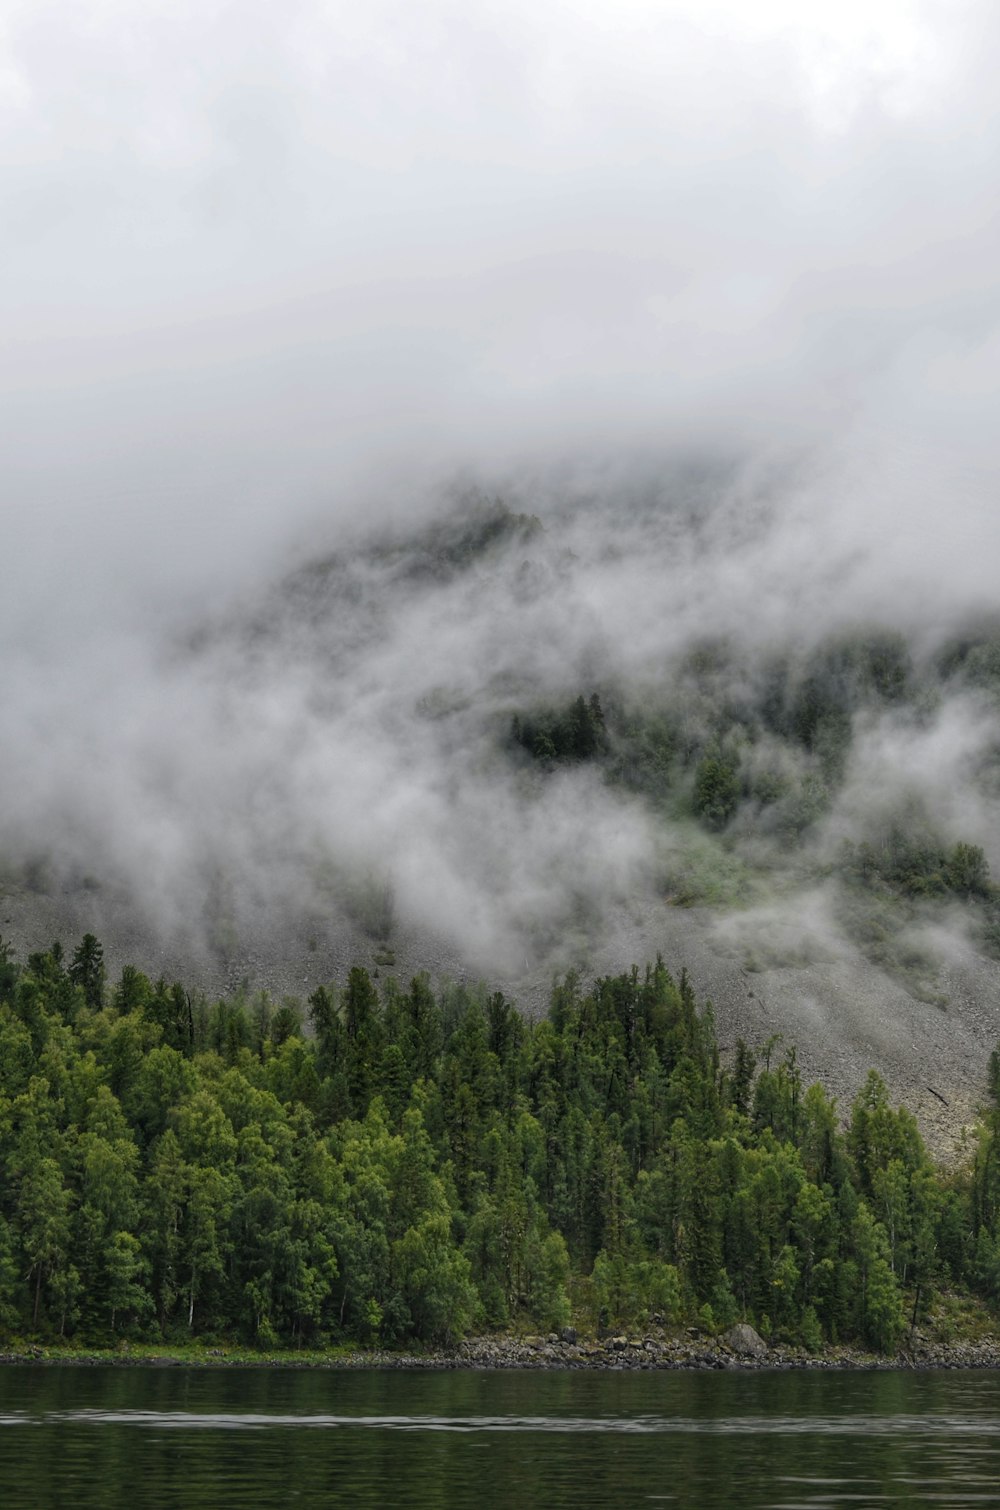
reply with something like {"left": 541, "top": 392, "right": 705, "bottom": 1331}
{"left": 3, "top": 2, "right": 1000, "bottom": 988}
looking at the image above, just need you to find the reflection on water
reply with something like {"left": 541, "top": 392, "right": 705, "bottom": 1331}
{"left": 0, "top": 1365, "right": 999, "bottom": 1507}
{"left": 9, "top": 1407, "right": 1000, "bottom": 1438}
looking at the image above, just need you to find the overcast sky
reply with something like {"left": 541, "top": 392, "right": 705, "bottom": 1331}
{"left": 4, "top": 1, "right": 1000, "bottom": 978}
{"left": 3, "top": 0, "right": 1000, "bottom": 636}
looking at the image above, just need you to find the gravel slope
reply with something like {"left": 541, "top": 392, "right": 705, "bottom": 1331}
{"left": 4, "top": 878, "right": 997, "bottom": 1162}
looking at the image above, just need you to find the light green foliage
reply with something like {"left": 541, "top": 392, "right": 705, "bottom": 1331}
{"left": 852, "top": 1202, "right": 906, "bottom": 1352}
{"left": 528, "top": 1230, "right": 572, "bottom": 1332}
{"left": 665, "top": 833, "right": 757, "bottom": 908}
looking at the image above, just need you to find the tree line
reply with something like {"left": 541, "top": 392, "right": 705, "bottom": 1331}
{"left": 1, "top": 933, "right": 1000, "bottom": 1352}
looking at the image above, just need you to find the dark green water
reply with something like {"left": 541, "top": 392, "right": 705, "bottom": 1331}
{"left": 1, "top": 1364, "right": 999, "bottom": 1507}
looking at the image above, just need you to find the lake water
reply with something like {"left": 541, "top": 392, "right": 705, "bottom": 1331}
{"left": 1, "top": 1363, "right": 999, "bottom": 1507}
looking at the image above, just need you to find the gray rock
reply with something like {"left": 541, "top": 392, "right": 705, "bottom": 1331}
{"left": 724, "top": 1323, "right": 768, "bottom": 1358}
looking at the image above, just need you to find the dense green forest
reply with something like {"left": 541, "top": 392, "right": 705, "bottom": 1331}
{"left": 2, "top": 932, "right": 1000, "bottom": 1355}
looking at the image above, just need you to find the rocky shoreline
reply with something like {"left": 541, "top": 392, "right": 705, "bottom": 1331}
{"left": 6, "top": 1323, "right": 1000, "bottom": 1372}
{"left": 352, "top": 1325, "right": 1000, "bottom": 1372}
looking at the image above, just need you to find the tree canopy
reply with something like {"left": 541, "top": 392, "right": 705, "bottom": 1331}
{"left": 0, "top": 935, "right": 996, "bottom": 1354}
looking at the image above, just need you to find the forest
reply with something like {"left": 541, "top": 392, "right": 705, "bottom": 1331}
{"left": 2, "top": 933, "right": 1000, "bottom": 1356}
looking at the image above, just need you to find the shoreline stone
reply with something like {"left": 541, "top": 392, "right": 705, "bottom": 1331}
{"left": 6, "top": 1330, "right": 1000, "bottom": 1373}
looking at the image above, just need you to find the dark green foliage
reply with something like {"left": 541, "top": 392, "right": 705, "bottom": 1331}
{"left": 947, "top": 843, "right": 992, "bottom": 898}
{"left": 938, "top": 625, "right": 1000, "bottom": 693}
{"left": 728, "top": 1040, "right": 757, "bottom": 1116}
{"left": 837, "top": 815, "right": 996, "bottom": 997}
{"left": 69, "top": 934, "right": 105, "bottom": 1011}
{"left": 769, "top": 630, "right": 912, "bottom": 743}
{"left": 504, "top": 628, "right": 923, "bottom": 855}
{"left": 843, "top": 823, "right": 992, "bottom": 903}
{"left": 607, "top": 710, "right": 677, "bottom": 799}
{"left": 1, "top": 935, "right": 999, "bottom": 1353}
{"left": 498, "top": 625, "right": 1000, "bottom": 997}
{"left": 693, "top": 751, "right": 740, "bottom": 830}
{"left": 511, "top": 692, "right": 608, "bottom": 764}
{"left": 0, "top": 938, "right": 19, "bottom": 1000}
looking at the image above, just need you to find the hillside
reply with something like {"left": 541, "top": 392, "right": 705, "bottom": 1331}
{"left": 5, "top": 493, "right": 1000, "bottom": 1156}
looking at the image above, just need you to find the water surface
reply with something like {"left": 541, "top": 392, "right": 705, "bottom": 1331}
{"left": 1, "top": 1363, "right": 998, "bottom": 1507}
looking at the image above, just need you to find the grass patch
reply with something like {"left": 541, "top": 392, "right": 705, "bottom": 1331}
{"left": 663, "top": 833, "right": 759, "bottom": 909}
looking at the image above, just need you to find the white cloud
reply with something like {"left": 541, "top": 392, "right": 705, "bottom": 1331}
{"left": 3, "top": 0, "right": 1000, "bottom": 972}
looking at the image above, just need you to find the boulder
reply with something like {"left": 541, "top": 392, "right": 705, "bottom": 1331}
{"left": 723, "top": 1323, "right": 768, "bottom": 1358}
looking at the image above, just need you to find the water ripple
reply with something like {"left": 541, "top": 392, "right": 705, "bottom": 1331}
{"left": 9, "top": 1410, "right": 1000, "bottom": 1436}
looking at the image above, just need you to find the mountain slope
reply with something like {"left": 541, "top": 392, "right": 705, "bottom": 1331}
{"left": 4, "top": 490, "right": 1000, "bottom": 1156}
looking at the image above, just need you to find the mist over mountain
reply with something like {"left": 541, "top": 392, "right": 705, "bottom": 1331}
{"left": 5, "top": 479, "right": 1000, "bottom": 1152}
{"left": 4, "top": 2, "right": 1000, "bottom": 1146}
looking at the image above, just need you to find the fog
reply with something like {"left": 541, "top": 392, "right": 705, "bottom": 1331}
{"left": 4, "top": 0, "right": 1000, "bottom": 1014}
